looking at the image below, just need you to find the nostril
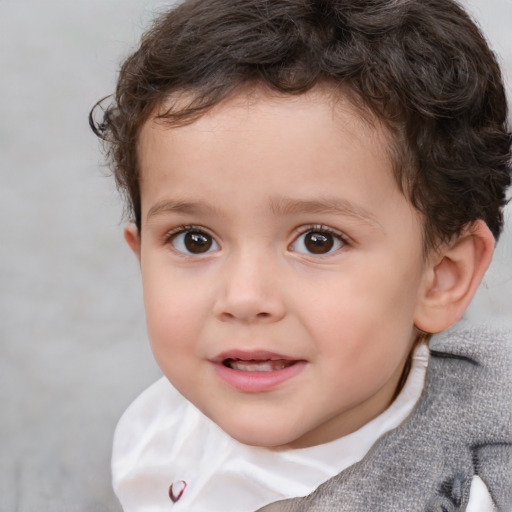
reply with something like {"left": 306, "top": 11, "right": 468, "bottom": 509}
{"left": 218, "top": 310, "right": 272, "bottom": 322}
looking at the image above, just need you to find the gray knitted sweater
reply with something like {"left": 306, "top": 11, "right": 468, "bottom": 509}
{"left": 257, "top": 326, "right": 512, "bottom": 512}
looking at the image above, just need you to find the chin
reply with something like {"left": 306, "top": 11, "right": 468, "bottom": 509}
{"left": 223, "top": 428, "right": 295, "bottom": 448}
{"left": 203, "top": 405, "right": 307, "bottom": 448}
{"left": 232, "top": 432, "right": 291, "bottom": 448}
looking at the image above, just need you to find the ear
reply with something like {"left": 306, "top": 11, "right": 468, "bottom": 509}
{"left": 124, "top": 222, "right": 141, "bottom": 262}
{"left": 414, "top": 220, "right": 495, "bottom": 333}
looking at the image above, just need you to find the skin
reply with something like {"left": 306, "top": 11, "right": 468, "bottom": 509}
{"left": 126, "top": 87, "right": 493, "bottom": 449}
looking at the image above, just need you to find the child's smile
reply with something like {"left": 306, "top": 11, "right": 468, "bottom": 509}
{"left": 211, "top": 349, "right": 307, "bottom": 393}
{"left": 128, "top": 87, "right": 432, "bottom": 449}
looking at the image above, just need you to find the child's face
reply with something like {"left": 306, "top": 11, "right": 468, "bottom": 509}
{"left": 131, "top": 88, "right": 430, "bottom": 449}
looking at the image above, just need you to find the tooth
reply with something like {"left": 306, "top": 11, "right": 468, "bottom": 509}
{"left": 229, "top": 360, "right": 292, "bottom": 371}
{"left": 231, "top": 361, "right": 272, "bottom": 371}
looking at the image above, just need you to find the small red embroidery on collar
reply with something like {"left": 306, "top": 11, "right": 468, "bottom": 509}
{"left": 169, "top": 480, "right": 187, "bottom": 503}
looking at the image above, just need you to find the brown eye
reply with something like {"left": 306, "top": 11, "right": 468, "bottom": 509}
{"left": 171, "top": 229, "right": 219, "bottom": 254}
{"left": 184, "top": 232, "right": 212, "bottom": 253}
{"left": 304, "top": 232, "right": 334, "bottom": 254}
{"left": 290, "top": 228, "right": 345, "bottom": 255}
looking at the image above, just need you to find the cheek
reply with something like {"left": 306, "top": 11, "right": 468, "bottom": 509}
{"left": 142, "top": 268, "right": 206, "bottom": 351}
{"left": 302, "top": 264, "right": 421, "bottom": 351}
{"left": 143, "top": 287, "right": 208, "bottom": 387}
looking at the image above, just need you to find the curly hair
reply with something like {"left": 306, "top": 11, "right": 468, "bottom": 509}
{"left": 90, "top": 0, "right": 511, "bottom": 250}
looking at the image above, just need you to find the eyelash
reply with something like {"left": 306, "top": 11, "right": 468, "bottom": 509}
{"left": 163, "top": 225, "right": 219, "bottom": 255}
{"left": 163, "top": 224, "right": 204, "bottom": 242}
{"left": 163, "top": 224, "right": 350, "bottom": 256}
{"left": 290, "top": 224, "right": 350, "bottom": 255}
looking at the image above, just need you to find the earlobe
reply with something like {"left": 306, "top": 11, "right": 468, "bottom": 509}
{"left": 124, "top": 222, "right": 141, "bottom": 262}
{"left": 414, "top": 220, "right": 495, "bottom": 333}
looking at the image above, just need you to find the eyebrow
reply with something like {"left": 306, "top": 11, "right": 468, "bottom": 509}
{"left": 146, "top": 196, "right": 383, "bottom": 231}
{"left": 146, "top": 200, "right": 222, "bottom": 220}
{"left": 269, "top": 196, "right": 384, "bottom": 230}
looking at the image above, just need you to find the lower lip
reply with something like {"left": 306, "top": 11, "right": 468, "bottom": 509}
{"left": 212, "top": 361, "right": 306, "bottom": 393}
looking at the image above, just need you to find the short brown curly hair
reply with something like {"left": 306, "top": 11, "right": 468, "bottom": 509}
{"left": 90, "top": 0, "right": 511, "bottom": 250}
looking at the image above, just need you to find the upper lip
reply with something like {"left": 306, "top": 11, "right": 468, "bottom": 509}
{"left": 210, "top": 349, "right": 299, "bottom": 364}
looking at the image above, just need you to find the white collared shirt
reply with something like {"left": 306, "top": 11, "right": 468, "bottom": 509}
{"left": 112, "top": 344, "right": 494, "bottom": 511}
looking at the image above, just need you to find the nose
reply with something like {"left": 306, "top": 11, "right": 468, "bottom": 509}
{"left": 213, "top": 252, "right": 286, "bottom": 324}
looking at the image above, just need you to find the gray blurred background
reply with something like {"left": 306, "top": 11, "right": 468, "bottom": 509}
{"left": 0, "top": 1, "right": 510, "bottom": 511}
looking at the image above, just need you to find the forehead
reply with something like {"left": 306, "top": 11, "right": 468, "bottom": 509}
{"left": 137, "top": 86, "right": 393, "bottom": 179}
{"left": 137, "top": 86, "right": 401, "bottom": 210}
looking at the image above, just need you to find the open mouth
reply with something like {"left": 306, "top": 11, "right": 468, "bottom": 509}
{"left": 222, "top": 358, "right": 297, "bottom": 372}
{"left": 214, "top": 352, "right": 306, "bottom": 391}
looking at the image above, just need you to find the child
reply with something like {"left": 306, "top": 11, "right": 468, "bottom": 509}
{"left": 91, "top": 0, "right": 512, "bottom": 510}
